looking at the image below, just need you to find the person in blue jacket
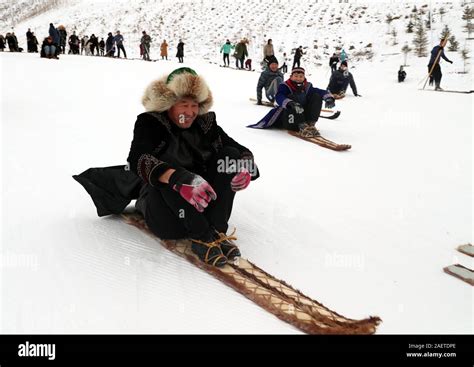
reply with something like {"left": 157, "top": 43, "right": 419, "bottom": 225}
{"left": 248, "top": 67, "right": 335, "bottom": 138}
{"left": 427, "top": 40, "right": 453, "bottom": 91}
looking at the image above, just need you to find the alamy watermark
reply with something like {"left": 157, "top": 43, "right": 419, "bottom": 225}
{"left": 0, "top": 252, "right": 38, "bottom": 271}
{"left": 324, "top": 251, "right": 365, "bottom": 270}
{"left": 216, "top": 156, "right": 257, "bottom": 176}
{"left": 18, "top": 341, "right": 55, "bottom": 360}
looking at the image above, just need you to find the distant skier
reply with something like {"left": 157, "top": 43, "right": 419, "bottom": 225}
{"left": 329, "top": 52, "right": 339, "bottom": 73}
{"left": 398, "top": 65, "right": 406, "bottom": 83}
{"left": 90, "top": 33, "right": 99, "bottom": 55}
{"left": 140, "top": 31, "right": 151, "bottom": 61}
{"left": 176, "top": 39, "right": 184, "bottom": 63}
{"left": 57, "top": 25, "right": 67, "bottom": 54}
{"left": 74, "top": 67, "right": 260, "bottom": 268}
{"left": 256, "top": 56, "right": 284, "bottom": 105}
{"left": 160, "top": 39, "right": 168, "bottom": 60}
{"left": 327, "top": 61, "right": 360, "bottom": 99}
{"left": 427, "top": 39, "right": 453, "bottom": 91}
{"left": 263, "top": 38, "right": 274, "bottom": 63}
{"left": 281, "top": 52, "right": 289, "bottom": 73}
{"left": 114, "top": 31, "right": 126, "bottom": 58}
{"left": 6, "top": 32, "right": 18, "bottom": 52}
{"left": 99, "top": 38, "right": 105, "bottom": 56}
{"left": 249, "top": 66, "right": 335, "bottom": 138}
{"left": 68, "top": 31, "right": 79, "bottom": 54}
{"left": 340, "top": 49, "right": 347, "bottom": 63}
{"left": 26, "top": 28, "right": 33, "bottom": 52}
{"left": 292, "top": 45, "right": 304, "bottom": 69}
{"left": 233, "top": 38, "right": 248, "bottom": 69}
{"left": 30, "top": 32, "right": 39, "bottom": 53}
{"left": 48, "top": 23, "right": 60, "bottom": 55}
{"left": 220, "top": 39, "right": 234, "bottom": 67}
{"left": 0, "top": 34, "right": 5, "bottom": 51}
{"left": 105, "top": 32, "right": 115, "bottom": 57}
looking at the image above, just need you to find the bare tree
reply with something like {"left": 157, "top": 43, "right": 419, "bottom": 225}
{"left": 401, "top": 43, "right": 412, "bottom": 66}
{"left": 386, "top": 14, "right": 393, "bottom": 34}
{"left": 439, "top": 7, "right": 446, "bottom": 22}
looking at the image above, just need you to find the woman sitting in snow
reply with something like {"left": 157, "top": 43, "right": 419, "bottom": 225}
{"left": 74, "top": 68, "right": 259, "bottom": 268}
{"left": 248, "top": 67, "right": 335, "bottom": 138}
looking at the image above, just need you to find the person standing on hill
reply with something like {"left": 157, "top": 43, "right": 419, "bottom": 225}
{"left": 160, "top": 39, "right": 168, "bottom": 60}
{"left": 292, "top": 46, "right": 304, "bottom": 69}
{"left": 234, "top": 38, "right": 248, "bottom": 69}
{"left": 220, "top": 39, "right": 234, "bottom": 67}
{"left": 263, "top": 38, "right": 274, "bottom": 63}
{"left": 176, "top": 39, "right": 185, "bottom": 63}
{"left": 141, "top": 31, "right": 152, "bottom": 61}
{"left": 329, "top": 53, "right": 339, "bottom": 73}
{"left": 114, "top": 31, "right": 127, "bottom": 58}
{"left": 427, "top": 39, "right": 453, "bottom": 91}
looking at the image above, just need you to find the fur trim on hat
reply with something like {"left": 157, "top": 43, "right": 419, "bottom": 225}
{"left": 142, "top": 72, "right": 213, "bottom": 115}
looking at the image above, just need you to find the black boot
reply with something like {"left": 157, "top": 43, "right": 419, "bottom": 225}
{"left": 213, "top": 229, "right": 241, "bottom": 260}
{"left": 190, "top": 231, "right": 227, "bottom": 267}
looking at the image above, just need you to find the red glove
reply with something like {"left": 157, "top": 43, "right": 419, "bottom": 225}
{"left": 231, "top": 169, "right": 251, "bottom": 192}
{"left": 169, "top": 168, "right": 217, "bottom": 212}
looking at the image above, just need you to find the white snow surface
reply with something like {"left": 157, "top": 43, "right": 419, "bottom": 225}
{"left": 1, "top": 1, "right": 473, "bottom": 334}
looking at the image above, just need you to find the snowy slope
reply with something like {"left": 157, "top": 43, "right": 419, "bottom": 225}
{"left": 3, "top": 0, "right": 472, "bottom": 76}
{"left": 0, "top": 0, "right": 472, "bottom": 334}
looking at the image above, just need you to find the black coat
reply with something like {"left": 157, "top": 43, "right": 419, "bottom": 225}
{"left": 74, "top": 111, "right": 259, "bottom": 217}
{"left": 128, "top": 111, "right": 258, "bottom": 185}
{"left": 327, "top": 68, "right": 358, "bottom": 95}
{"left": 176, "top": 42, "right": 184, "bottom": 57}
{"left": 329, "top": 55, "right": 339, "bottom": 66}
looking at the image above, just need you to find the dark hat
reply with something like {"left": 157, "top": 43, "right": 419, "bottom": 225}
{"left": 340, "top": 60, "right": 348, "bottom": 67}
{"left": 266, "top": 55, "right": 278, "bottom": 66}
{"left": 291, "top": 66, "right": 305, "bottom": 74}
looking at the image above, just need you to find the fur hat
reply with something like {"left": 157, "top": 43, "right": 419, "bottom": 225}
{"left": 142, "top": 68, "right": 213, "bottom": 115}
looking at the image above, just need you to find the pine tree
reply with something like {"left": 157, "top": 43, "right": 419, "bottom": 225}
{"left": 448, "top": 35, "right": 459, "bottom": 51}
{"left": 439, "top": 7, "right": 446, "bottom": 22}
{"left": 406, "top": 20, "right": 414, "bottom": 33}
{"left": 386, "top": 14, "right": 393, "bottom": 34}
{"left": 413, "top": 23, "right": 428, "bottom": 57}
{"left": 462, "top": 6, "right": 472, "bottom": 21}
{"left": 401, "top": 43, "right": 412, "bottom": 66}
{"left": 392, "top": 29, "right": 398, "bottom": 45}
{"left": 462, "top": 6, "right": 473, "bottom": 38}
{"left": 440, "top": 25, "right": 451, "bottom": 40}
{"left": 460, "top": 46, "right": 470, "bottom": 73}
{"left": 425, "top": 11, "right": 432, "bottom": 30}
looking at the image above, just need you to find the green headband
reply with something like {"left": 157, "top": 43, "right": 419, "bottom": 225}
{"left": 166, "top": 67, "right": 198, "bottom": 84}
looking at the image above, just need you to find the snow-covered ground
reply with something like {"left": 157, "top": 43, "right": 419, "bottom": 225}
{"left": 0, "top": 0, "right": 472, "bottom": 334}
{"left": 1, "top": 46, "right": 471, "bottom": 334}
